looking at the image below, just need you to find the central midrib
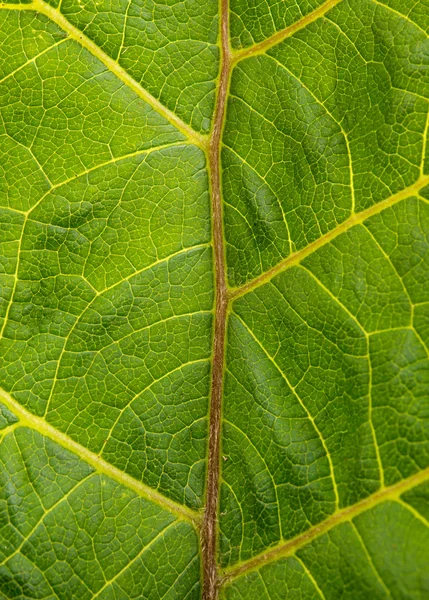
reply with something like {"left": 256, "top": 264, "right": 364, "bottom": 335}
{"left": 201, "top": 0, "right": 231, "bottom": 597}
{"left": 201, "top": 0, "right": 351, "bottom": 596}
{"left": 201, "top": 0, "right": 429, "bottom": 597}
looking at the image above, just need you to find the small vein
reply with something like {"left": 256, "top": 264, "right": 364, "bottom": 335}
{"left": 221, "top": 480, "right": 245, "bottom": 557}
{"left": 0, "top": 37, "right": 68, "bottom": 85}
{"left": 396, "top": 497, "right": 429, "bottom": 529}
{"left": 224, "top": 144, "right": 292, "bottom": 254}
{"left": 99, "top": 358, "right": 209, "bottom": 456}
{"left": 265, "top": 53, "right": 355, "bottom": 213}
{"left": 294, "top": 555, "right": 327, "bottom": 600}
{"left": 350, "top": 519, "right": 393, "bottom": 598}
{"left": 116, "top": 0, "right": 132, "bottom": 61}
{"left": 44, "top": 304, "right": 211, "bottom": 418}
{"left": 25, "top": 141, "right": 190, "bottom": 218}
{"left": 28, "top": 0, "right": 206, "bottom": 147}
{"left": 371, "top": 0, "right": 429, "bottom": 37}
{"left": 363, "top": 225, "right": 413, "bottom": 311}
{"left": 422, "top": 105, "right": 429, "bottom": 176}
{"left": 0, "top": 470, "right": 96, "bottom": 568}
{"left": 91, "top": 520, "right": 178, "bottom": 599}
{"left": 233, "top": 312, "right": 340, "bottom": 510}
{"left": 297, "top": 265, "right": 386, "bottom": 487}
{"left": 224, "top": 418, "right": 283, "bottom": 540}
{"left": 299, "top": 265, "right": 366, "bottom": 335}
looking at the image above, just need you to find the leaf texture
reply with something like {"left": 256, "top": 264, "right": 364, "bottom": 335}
{"left": 0, "top": 0, "right": 428, "bottom": 598}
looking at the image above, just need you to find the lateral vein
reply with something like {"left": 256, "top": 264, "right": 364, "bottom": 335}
{"left": 230, "top": 175, "right": 429, "bottom": 300}
{"left": 231, "top": 0, "right": 342, "bottom": 63}
{"left": 27, "top": 0, "right": 207, "bottom": 148}
{"left": 0, "top": 387, "right": 200, "bottom": 524}
{"left": 221, "top": 465, "right": 429, "bottom": 583}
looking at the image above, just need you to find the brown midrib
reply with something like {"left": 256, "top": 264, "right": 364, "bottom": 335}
{"left": 200, "top": 0, "right": 429, "bottom": 595}
{"left": 201, "top": 0, "right": 230, "bottom": 597}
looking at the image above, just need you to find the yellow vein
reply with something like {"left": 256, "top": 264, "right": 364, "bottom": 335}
{"left": 224, "top": 144, "right": 292, "bottom": 255}
{"left": 224, "top": 418, "right": 282, "bottom": 538}
{"left": 99, "top": 358, "right": 209, "bottom": 456}
{"left": 92, "top": 520, "right": 178, "bottom": 598}
{"left": 0, "top": 422, "right": 20, "bottom": 441}
{"left": 295, "top": 555, "right": 327, "bottom": 600}
{"left": 392, "top": 87, "right": 429, "bottom": 103}
{"left": 20, "top": 552, "right": 59, "bottom": 598}
{"left": 363, "top": 225, "right": 413, "bottom": 320}
{"left": 0, "top": 37, "right": 68, "bottom": 85}
{"left": 0, "top": 2, "right": 37, "bottom": 8}
{"left": 421, "top": 105, "right": 429, "bottom": 176}
{"left": 414, "top": 325, "right": 429, "bottom": 359}
{"left": 96, "top": 242, "right": 212, "bottom": 296}
{"left": 259, "top": 569, "right": 274, "bottom": 599}
{"left": 349, "top": 520, "right": 393, "bottom": 598}
{"left": 265, "top": 53, "right": 356, "bottom": 213}
{"left": 0, "top": 96, "right": 53, "bottom": 188}
{"left": 299, "top": 265, "right": 365, "bottom": 336}
{"left": 0, "top": 142, "right": 191, "bottom": 338}
{"left": 231, "top": 0, "right": 342, "bottom": 63}
{"left": 220, "top": 480, "right": 245, "bottom": 552}
{"left": 0, "top": 388, "right": 199, "bottom": 523}
{"left": 371, "top": 0, "right": 429, "bottom": 37}
{"left": 44, "top": 309, "right": 210, "bottom": 417}
{"left": 396, "top": 496, "right": 429, "bottom": 529}
{"left": 28, "top": 0, "right": 206, "bottom": 148}
{"left": 230, "top": 175, "right": 429, "bottom": 299}
{"left": 298, "top": 264, "right": 386, "bottom": 487}
{"left": 116, "top": 0, "right": 132, "bottom": 61}
{"left": 0, "top": 472, "right": 96, "bottom": 568}
{"left": 221, "top": 465, "right": 429, "bottom": 583}
{"left": 42, "top": 243, "right": 211, "bottom": 418}
{"left": 233, "top": 312, "right": 340, "bottom": 510}
{"left": 26, "top": 144, "right": 53, "bottom": 187}
{"left": 0, "top": 218, "right": 25, "bottom": 341}
{"left": 60, "top": 310, "right": 211, "bottom": 357}
{"left": 0, "top": 147, "right": 200, "bottom": 347}
{"left": 24, "top": 141, "right": 191, "bottom": 218}
{"left": 368, "top": 339, "right": 384, "bottom": 487}
{"left": 417, "top": 192, "right": 429, "bottom": 206}
{"left": 363, "top": 226, "right": 429, "bottom": 360}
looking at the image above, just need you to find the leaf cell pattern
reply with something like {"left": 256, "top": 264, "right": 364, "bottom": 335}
{"left": 0, "top": 0, "right": 428, "bottom": 598}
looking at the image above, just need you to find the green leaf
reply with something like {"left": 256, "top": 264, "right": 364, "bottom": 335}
{"left": 0, "top": 0, "right": 428, "bottom": 598}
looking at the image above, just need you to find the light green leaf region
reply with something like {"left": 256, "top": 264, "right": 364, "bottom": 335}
{"left": 48, "top": 0, "right": 219, "bottom": 133}
{"left": 0, "top": 0, "right": 429, "bottom": 598}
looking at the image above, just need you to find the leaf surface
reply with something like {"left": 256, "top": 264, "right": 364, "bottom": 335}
{"left": 0, "top": 0, "right": 428, "bottom": 598}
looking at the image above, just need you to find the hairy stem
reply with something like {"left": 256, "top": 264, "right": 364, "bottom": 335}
{"left": 202, "top": 0, "right": 231, "bottom": 597}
